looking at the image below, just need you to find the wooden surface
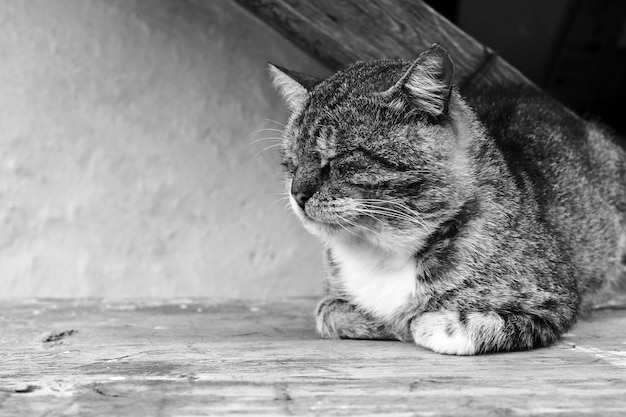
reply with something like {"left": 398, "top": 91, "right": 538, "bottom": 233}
{"left": 232, "top": 0, "right": 532, "bottom": 94}
{"left": 1, "top": 298, "right": 626, "bottom": 416}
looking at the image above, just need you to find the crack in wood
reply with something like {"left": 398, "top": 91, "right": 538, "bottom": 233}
{"left": 273, "top": 385, "right": 292, "bottom": 402}
{"left": 273, "top": 383, "right": 293, "bottom": 416}
{"left": 92, "top": 384, "right": 126, "bottom": 398}
{"left": 41, "top": 329, "right": 78, "bottom": 343}
{"left": 0, "top": 384, "right": 41, "bottom": 394}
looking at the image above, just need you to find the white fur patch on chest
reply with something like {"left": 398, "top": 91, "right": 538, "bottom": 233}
{"left": 330, "top": 240, "right": 418, "bottom": 321}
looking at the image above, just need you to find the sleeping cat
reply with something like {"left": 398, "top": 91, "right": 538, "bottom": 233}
{"left": 269, "top": 44, "right": 626, "bottom": 355}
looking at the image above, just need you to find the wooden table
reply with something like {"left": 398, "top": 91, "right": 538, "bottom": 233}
{"left": 2, "top": 297, "right": 626, "bottom": 416}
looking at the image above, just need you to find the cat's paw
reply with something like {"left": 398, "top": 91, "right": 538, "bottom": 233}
{"left": 410, "top": 310, "right": 504, "bottom": 355}
{"left": 315, "top": 297, "right": 353, "bottom": 339}
{"left": 315, "top": 296, "right": 396, "bottom": 340}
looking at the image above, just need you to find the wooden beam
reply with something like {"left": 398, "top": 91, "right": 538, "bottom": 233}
{"left": 233, "top": 0, "right": 534, "bottom": 94}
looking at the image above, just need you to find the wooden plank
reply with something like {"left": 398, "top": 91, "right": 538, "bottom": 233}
{"left": 1, "top": 298, "right": 626, "bottom": 416}
{"left": 232, "top": 0, "right": 533, "bottom": 93}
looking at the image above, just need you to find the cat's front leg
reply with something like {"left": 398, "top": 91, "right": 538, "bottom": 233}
{"left": 410, "top": 310, "right": 563, "bottom": 355}
{"left": 315, "top": 296, "right": 398, "bottom": 340}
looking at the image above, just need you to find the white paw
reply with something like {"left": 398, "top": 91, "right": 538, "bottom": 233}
{"left": 411, "top": 310, "right": 504, "bottom": 355}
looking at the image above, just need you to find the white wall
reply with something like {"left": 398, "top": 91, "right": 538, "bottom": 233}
{"left": 0, "top": 0, "right": 329, "bottom": 298}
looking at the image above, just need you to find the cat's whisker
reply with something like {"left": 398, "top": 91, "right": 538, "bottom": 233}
{"left": 265, "top": 118, "right": 285, "bottom": 127}
{"left": 352, "top": 210, "right": 386, "bottom": 225}
{"left": 242, "top": 128, "right": 284, "bottom": 146}
{"left": 269, "top": 195, "right": 291, "bottom": 209}
{"left": 353, "top": 202, "right": 414, "bottom": 219}
{"left": 357, "top": 198, "right": 433, "bottom": 233}
{"left": 338, "top": 213, "right": 378, "bottom": 236}
{"left": 248, "top": 136, "right": 284, "bottom": 147}
{"left": 252, "top": 143, "right": 284, "bottom": 159}
{"left": 354, "top": 198, "right": 431, "bottom": 225}
{"left": 334, "top": 215, "right": 361, "bottom": 238}
{"left": 357, "top": 207, "right": 418, "bottom": 223}
{"left": 246, "top": 128, "right": 284, "bottom": 139}
{"left": 353, "top": 204, "right": 410, "bottom": 219}
{"left": 357, "top": 208, "right": 427, "bottom": 230}
{"left": 362, "top": 209, "right": 432, "bottom": 234}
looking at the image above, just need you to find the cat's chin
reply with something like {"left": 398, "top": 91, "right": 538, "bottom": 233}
{"left": 301, "top": 213, "right": 431, "bottom": 254}
{"left": 297, "top": 212, "right": 359, "bottom": 240}
{"left": 293, "top": 208, "right": 370, "bottom": 243}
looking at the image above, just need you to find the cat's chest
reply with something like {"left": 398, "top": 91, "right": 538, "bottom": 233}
{"left": 330, "top": 241, "right": 418, "bottom": 321}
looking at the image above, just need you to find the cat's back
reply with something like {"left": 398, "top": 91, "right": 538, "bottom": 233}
{"left": 467, "top": 86, "right": 626, "bottom": 216}
{"left": 466, "top": 86, "right": 626, "bottom": 299}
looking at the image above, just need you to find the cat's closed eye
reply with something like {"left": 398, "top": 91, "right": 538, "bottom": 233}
{"left": 319, "top": 162, "right": 331, "bottom": 180}
{"left": 280, "top": 156, "right": 298, "bottom": 175}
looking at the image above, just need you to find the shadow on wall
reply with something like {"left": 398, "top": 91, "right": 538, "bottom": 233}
{"left": 0, "top": 0, "right": 330, "bottom": 298}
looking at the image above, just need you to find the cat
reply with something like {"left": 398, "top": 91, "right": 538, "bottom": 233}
{"left": 269, "top": 44, "right": 626, "bottom": 355}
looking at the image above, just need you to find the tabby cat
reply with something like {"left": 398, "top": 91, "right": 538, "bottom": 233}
{"left": 269, "top": 44, "right": 626, "bottom": 355}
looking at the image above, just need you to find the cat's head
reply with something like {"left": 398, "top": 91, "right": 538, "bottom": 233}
{"left": 270, "top": 44, "right": 475, "bottom": 253}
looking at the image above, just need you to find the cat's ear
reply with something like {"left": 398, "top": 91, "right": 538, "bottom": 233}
{"left": 386, "top": 44, "right": 454, "bottom": 117}
{"left": 268, "top": 64, "right": 320, "bottom": 112}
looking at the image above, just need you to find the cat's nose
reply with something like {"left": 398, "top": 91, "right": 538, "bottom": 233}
{"left": 290, "top": 171, "right": 320, "bottom": 210}
{"left": 292, "top": 191, "right": 310, "bottom": 210}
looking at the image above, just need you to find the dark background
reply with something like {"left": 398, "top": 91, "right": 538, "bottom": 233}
{"left": 429, "top": 0, "right": 626, "bottom": 135}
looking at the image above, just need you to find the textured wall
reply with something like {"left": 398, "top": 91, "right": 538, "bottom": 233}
{"left": 0, "top": 0, "right": 329, "bottom": 298}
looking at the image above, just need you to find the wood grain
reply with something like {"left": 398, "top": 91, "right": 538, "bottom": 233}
{"left": 1, "top": 298, "right": 626, "bottom": 416}
{"left": 232, "top": 0, "right": 533, "bottom": 94}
